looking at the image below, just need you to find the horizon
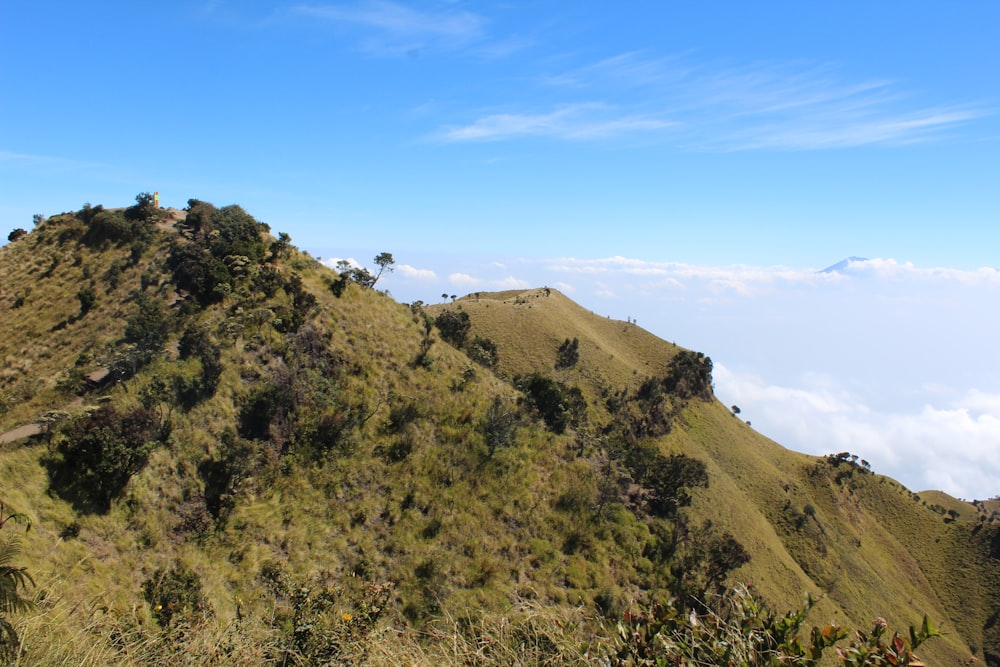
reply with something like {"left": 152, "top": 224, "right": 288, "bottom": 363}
{"left": 2, "top": 2, "right": 998, "bottom": 498}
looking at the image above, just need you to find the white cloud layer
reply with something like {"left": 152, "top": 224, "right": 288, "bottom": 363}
{"left": 542, "top": 256, "right": 1000, "bottom": 294}
{"left": 715, "top": 363, "right": 1000, "bottom": 500}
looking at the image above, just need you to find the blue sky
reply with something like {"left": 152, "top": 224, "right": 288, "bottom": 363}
{"left": 2, "top": 2, "right": 999, "bottom": 498}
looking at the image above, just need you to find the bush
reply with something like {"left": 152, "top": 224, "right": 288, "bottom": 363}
{"left": 76, "top": 284, "right": 97, "bottom": 317}
{"left": 467, "top": 335, "right": 499, "bottom": 368}
{"left": 556, "top": 337, "right": 580, "bottom": 369}
{"left": 609, "top": 585, "right": 939, "bottom": 667}
{"left": 177, "top": 325, "right": 223, "bottom": 404}
{"left": 663, "top": 350, "right": 713, "bottom": 400}
{"left": 47, "top": 406, "right": 164, "bottom": 512}
{"left": 142, "top": 561, "right": 207, "bottom": 628}
{"left": 124, "top": 292, "right": 171, "bottom": 357}
{"left": 482, "top": 397, "right": 518, "bottom": 457}
{"left": 618, "top": 444, "right": 709, "bottom": 519}
{"left": 516, "top": 374, "right": 585, "bottom": 435}
{"left": 435, "top": 310, "right": 471, "bottom": 347}
{"left": 167, "top": 200, "right": 270, "bottom": 305}
{"left": 81, "top": 197, "right": 156, "bottom": 246}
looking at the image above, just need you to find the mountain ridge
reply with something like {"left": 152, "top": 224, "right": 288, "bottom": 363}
{"left": 0, "top": 199, "right": 997, "bottom": 665}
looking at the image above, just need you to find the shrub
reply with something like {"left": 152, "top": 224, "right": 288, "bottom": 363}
{"left": 467, "top": 335, "right": 499, "bottom": 368}
{"left": 177, "top": 325, "right": 223, "bottom": 404}
{"left": 198, "top": 429, "right": 257, "bottom": 521}
{"left": 47, "top": 406, "right": 164, "bottom": 512}
{"left": 663, "top": 350, "right": 714, "bottom": 400}
{"left": 482, "top": 397, "right": 518, "bottom": 457}
{"left": 125, "top": 192, "right": 158, "bottom": 222}
{"left": 670, "top": 519, "right": 750, "bottom": 605}
{"left": 609, "top": 585, "right": 939, "bottom": 667}
{"left": 142, "top": 561, "right": 207, "bottom": 628}
{"left": 76, "top": 284, "right": 97, "bottom": 317}
{"left": 167, "top": 200, "right": 270, "bottom": 305}
{"left": 556, "top": 337, "right": 580, "bottom": 369}
{"left": 435, "top": 310, "right": 471, "bottom": 347}
{"left": 258, "top": 564, "right": 392, "bottom": 665}
{"left": 516, "top": 374, "right": 586, "bottom": 435}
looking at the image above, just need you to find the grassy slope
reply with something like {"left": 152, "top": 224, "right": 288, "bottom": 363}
{"left": 0, "top": 214, "right": 640, "bottom": 662}
{"left": 0, "top": 218, "right": 995, "bottom": 664}
{"left": 429, "top": 289, "right": 998, "bottom": 664}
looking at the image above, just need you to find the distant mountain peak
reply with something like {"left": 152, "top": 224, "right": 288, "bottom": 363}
{"left": 819, "top": 256, "right": 869, "bottom": 274}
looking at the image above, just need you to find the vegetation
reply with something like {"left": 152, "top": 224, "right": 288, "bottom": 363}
{"left": 330, "top": 252, "right": 396, "bottom": 295}
{"left": 0, "top": 502, "right": 32, "bottom": 662}
{"left": 45, "top": 405, "right": 166, "bottom": 512}
{"left": 0, "top": 196, "right": 992, "bottom": 665}
{"left": 556, "top": 336, "right": 580, "bottom": 369}
{"left": 611, "top": 585, "right": 939, "bottom": 667}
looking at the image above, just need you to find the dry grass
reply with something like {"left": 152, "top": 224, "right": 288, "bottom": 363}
{"left": 0, "top": 208, "right": 996, "bottom": 666}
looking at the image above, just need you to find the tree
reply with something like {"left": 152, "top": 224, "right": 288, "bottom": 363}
{"left": 32, "top": 213, "right": 46, "bottom": 227}
{"left": 6, "top": 229, "right": 26, "bottom": 243}
{"left": 125, "top": 192, "right": 157, "bottom": 222}
{"left": 516, "top": 374, "right": 585, "bottom": 435}
{"left": 371, "top": 252, "right": 394, "bottom": 288}
{"left": 482, "top": 397, "right": 517, "bottom": 458}
{"left": 124, "top": 292, "right": 171, "bottom": 359}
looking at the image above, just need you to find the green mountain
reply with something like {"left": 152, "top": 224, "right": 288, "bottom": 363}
{"left": 0, "top": 198, "right": 997, "bottom": 665}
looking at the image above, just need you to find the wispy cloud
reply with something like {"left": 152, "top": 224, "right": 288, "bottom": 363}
{"left": 674, "top": 61, "right": 981, "bottom": 150}
{"left": 437, "top": 104, "right": 674, "bottom": 142}
{"left": 0, "top": 150, "right": 103, "bottom": 172}
{"left": 542, "top": 50, "right": 691, "bottom": 89}
{"left": 292, "top": 1, "right": 485, "bottom": 54}
{"left": 440, "top": 54, "right": 985, "bottom": 148}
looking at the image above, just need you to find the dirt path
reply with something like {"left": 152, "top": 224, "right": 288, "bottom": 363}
{"left": 0, "top": 422, "right": 42, "bottom": 445}
{"left": 0, "top": 372, "right": 103, "bottom": 446}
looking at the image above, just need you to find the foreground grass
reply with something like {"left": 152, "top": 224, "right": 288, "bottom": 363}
{"left": 14, "top": 577, "right": 600, "bottom": 667}
{"left": 12, "top": 578, "right": 945, "bottom": 667}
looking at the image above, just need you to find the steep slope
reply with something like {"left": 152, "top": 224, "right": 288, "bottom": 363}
{"left": 428, "top": 289, "right": 1000, "bottom": 665}
{"left": 0, "top": 203, "right": 996, "bottom": 665}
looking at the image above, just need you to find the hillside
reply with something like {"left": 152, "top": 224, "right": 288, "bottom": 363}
{"left": 0, "top": 198, "right": 996, "bottom": 665}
